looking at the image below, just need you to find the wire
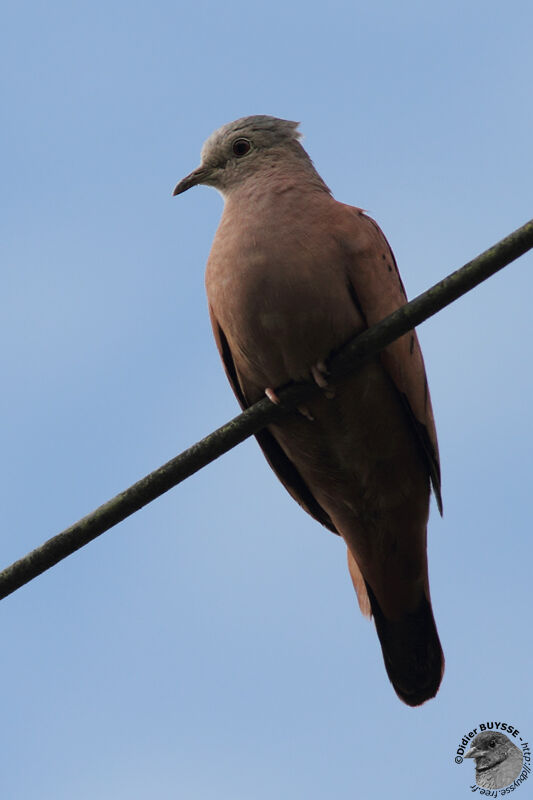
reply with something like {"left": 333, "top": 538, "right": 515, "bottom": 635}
{"left": 1, "top": 217, "right": 532, "bottom": 601}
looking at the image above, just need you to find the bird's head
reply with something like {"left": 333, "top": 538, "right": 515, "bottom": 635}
{"left": 464, "top": 732, "right": 521, "bottom": 771}
{"left": 172, "top": 115, "right": 309, "bottom": 197}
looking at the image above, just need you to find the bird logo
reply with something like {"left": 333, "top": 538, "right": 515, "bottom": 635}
{"left": 465, "top": 731, "right": 524, "bottom": 789}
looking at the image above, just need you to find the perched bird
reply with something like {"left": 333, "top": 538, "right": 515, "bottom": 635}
{"left": 173, "top": 115, "right": 444, "bottom": 705}
{"left": 465, "top": 732, "right": 524, "bottom": 789}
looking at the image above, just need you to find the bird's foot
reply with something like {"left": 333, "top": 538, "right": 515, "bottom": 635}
{"left": 297, "top": 404, "right": 315, "bottom": 421}
{"left": 265, "top": 387, "right": 314, "bottom": 420}
{"left": 265, "top": 387, "right": 281, "bottom": 404}
{"left": 311, "top": 360, "right": 335, "bottom": 399}
{"left": 311, "top": 360, "right": 329, "bottom": 387}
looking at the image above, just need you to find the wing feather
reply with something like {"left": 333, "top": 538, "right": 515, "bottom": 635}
{"left": 341, "top": 210, "right": 442, "bottom": 513}
{"left": 208, "top": 306, "right": 338, "bottom": 533}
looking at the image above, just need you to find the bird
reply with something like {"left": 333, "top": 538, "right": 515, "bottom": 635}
{"left": 465, "top": 732, "right": 524, "bottom": 789}
{"left": 173, "top": 115, "right": 444, "bottom": 705}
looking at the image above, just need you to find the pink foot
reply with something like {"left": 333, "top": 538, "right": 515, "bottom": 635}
{"left": 265, "top": 387, "right": 314, "bottom": 421}
{"left": 265, "top": 387, "right": 281, "bottom": 404}
{"left": 311, "top": 360, "right": 329, "bottom": 388}
{"left": 311, "top": 360, "right": 335, "bottom": 399}
{"left": 297, "top": 404, "right": 315, "bottom": 421}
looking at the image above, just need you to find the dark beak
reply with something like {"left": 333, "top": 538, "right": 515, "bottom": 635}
{"left": 172, "top": 165, "right": 211, "bottom": 196}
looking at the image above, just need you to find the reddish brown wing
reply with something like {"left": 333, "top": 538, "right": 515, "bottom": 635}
{"left": 339, "top": 208, "right": 442, "bottom": 512}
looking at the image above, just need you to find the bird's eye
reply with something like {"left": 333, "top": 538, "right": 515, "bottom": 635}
{"left": 232, "top": 138, "right": 252, "bottom": 157}
{"left": 489, "top": 739, "right": 496, "bottom": 748}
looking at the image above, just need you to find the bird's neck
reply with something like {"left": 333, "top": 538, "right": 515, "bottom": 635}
{"left": 222, "top": 145, "right": 331, "bottom": 206}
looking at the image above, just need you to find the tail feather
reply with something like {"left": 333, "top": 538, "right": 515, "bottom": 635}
{"left": 347, "top": 548, "right": 372, "bottom": 617}
{"left": 365, "top": 581, "right": 444, "bottom": 707}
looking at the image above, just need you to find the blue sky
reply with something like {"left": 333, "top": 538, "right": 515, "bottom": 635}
{"left": 2, "top": 1, "right": 532, "bottom": 797}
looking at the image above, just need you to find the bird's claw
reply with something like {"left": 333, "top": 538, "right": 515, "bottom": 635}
{"left": 311, "top": 360, "right": 335, "bottom": 399}
{"left": 266, "top": 387, "right": 314, "bottom": 420}
{"left": 311, "top": 360, "right": 329, "bottom": 388}
{"left": 265, "top": 387, "right": 281, "bottom": 404}
{"left": 297, "top": 404, "right": 315, "bottom": 421}
{"left": 266, "top": 361, "right": 332, "bottom": 420}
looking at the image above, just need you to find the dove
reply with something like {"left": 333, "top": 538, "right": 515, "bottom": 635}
{"left": 173, "top": 115, "right": 444, "bottom": 705}
{"left": 465, "top": 732, "right": 524, "bottom": 789}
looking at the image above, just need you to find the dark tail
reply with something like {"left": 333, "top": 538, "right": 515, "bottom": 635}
{"left": 365, "top": 582, "right": 444, "bottom": 706}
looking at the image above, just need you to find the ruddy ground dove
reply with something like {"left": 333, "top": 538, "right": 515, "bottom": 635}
{"left": 173, "top": 115, "right": 444, "bottom": 706}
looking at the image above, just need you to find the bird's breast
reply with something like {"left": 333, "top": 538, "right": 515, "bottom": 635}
{"left": 205, "top": 208, "right": 364, "bottom": 388}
